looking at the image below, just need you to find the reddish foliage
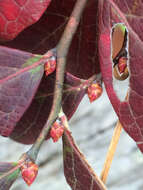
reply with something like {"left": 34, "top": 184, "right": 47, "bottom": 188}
{"left": 0, "top": 0, "right": 143, "bottom": 189}
{"left": 98, "top": 0, "right": 143, "bottom": 152}
{"left": 63, "top": 128, "right": 106, "bottom": 190}
{"left": 10, "top": 72, "right": 85, "bottom": 144}
{"left": 1, "top": 0, "right": 100, "bottom": 78}
{"left": 0, "top": 0, "right": 51, "bottom": 40}
{"left": 0, "top": 0, "right": 142, "bottom": 160}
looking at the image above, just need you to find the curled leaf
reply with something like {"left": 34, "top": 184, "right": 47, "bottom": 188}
{"left": 112, "top": 23, "right": 129, "bottom": 80}
{"left": 98, "top": 0, "right": 143, "bottom": 152}
{"left": 10, "top": 72, "right": 86, "bottom": 144}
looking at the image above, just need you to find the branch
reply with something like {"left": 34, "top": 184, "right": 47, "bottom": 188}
{"left": 100, "top": 93, "right": 129, "bottom": 183}
{"left": 27, "top": 0, "right": 89, "bottom": 161}
{"left": 100, "top": 120, "right": 122, "bottom": 183}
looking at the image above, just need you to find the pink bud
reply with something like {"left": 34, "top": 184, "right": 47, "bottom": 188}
{"left": 44, "top": 57, "right": 56, "bottom": 76}
{"left": 50, "top": 122, "right": 64, "bottom": 142}
{"left": 21, "top": 161, "right": 38, "bottom": 186}
{"left": 87, "top": 83, "right": 102, "bottom": 103}
{"left": 118, "top": 57, "right": 128, "bottom": 74}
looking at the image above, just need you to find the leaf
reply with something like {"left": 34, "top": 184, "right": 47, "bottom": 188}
{"left": 0, "top": 162, "right": 20, "bottom": 190}
{"left": 0, "top": 46, "right": 45, "bottom": 137}
{"left": 98, "top": 0, "right": 143, "bottom": 152}
{"left": 0, "top": 0, "right": 51, "bottom": 41}
{"left": 62, "top": 128, "right": 106, "bottom": 190}
{"left": 1, "top": 0, "right": 100, "bottom": 79}
{"left": 10, "top": 72, "right": 86, "bottom": 144}
{"left": 0, "top": 0, "right": 100, "bottom": 144}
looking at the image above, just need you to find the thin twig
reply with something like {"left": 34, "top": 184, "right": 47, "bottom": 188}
{"left": 100, "top": 120, "right": 122, "bottom": 183}
{"left": 35, "top": 74, "right": 98, "bottom": 99}
{"left": 27, "top": 0, "right": 88, "bottom": 161}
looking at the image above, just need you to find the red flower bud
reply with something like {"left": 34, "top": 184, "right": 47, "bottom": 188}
{"left": 87, "top": 83, "right": 102, "bottom": 103}
{"left": 44, "top": 57, "right": 56, "bottom": 76}
{"left": 21, "top": 161, "right": 38, "bottom": 186}
{"left": 118, "top": 57, "right": 128, "bottom": 74}
{"left": 50, "top": 121, "right": 64, "bottom": 142}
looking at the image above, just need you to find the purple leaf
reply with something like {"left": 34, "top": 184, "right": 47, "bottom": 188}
{"left": 98, "top": 0, "right": 143, "bottom": 152}
{"left": 0, "top": 0, "right": 100, "bottom": 144}
{"left": 63, "top": 128, "right": 106, "bottom": 190}
{"left": 0, "top": 46, "right": 45, "bottom": 137}
{"left": 10, "top": 72, "right": 85, "bottom": 144}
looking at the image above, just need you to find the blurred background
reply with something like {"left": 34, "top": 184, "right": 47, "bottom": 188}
{"left": 1, "top": 83, "right": 143, "bottom": 190}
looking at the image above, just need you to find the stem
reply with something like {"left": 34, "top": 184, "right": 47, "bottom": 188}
{"left": 100, "top": 120, "right": 122, "bottom": 183}
{"left": 36, "top": 74, "right": 99, "bottom": 100}
{"left": 27, "top": 0, "right": 88, "bottom": 161}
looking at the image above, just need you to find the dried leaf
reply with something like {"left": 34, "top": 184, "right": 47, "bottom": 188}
{"left": 98, "top": 0, "right": 143, "bottom": 152}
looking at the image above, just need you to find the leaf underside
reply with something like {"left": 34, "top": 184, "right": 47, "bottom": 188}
{"left": 0, "top": 0, "right": 142, "bottom": 155}
{"left": 63, "top": 128, "right": 106, "bottom": 190}
{"left": 98, "top": 0, "right": 143, "bottom": 153}
{"left": 1, "top": 0, "right": 100, "bottom": 144}
{"left": 10, "top": 72, "right": 86, "bottom": 144}
{"left": 0, "top": 46, "right": 44, "bottom": 137}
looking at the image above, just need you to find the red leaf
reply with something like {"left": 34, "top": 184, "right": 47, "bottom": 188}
{"left": 0, "top": 0, "right": 100, "bottom": 144}
{"left": 2, "top": 0, "right": 100, "bottom": 79}
{"left": 63, "top": 128, "right": 106, "bottom": 190}
{"left": 0, "top": 0, "right": 51, "bottom": 41}
{"left": 0, "top": 46, "right": 47, "bottom": 137}
{"left": 98, "top": 0, "right": 143, "bottom": 152}
{"left": 10, "top": 72, "right": 86, "bottom": 144}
